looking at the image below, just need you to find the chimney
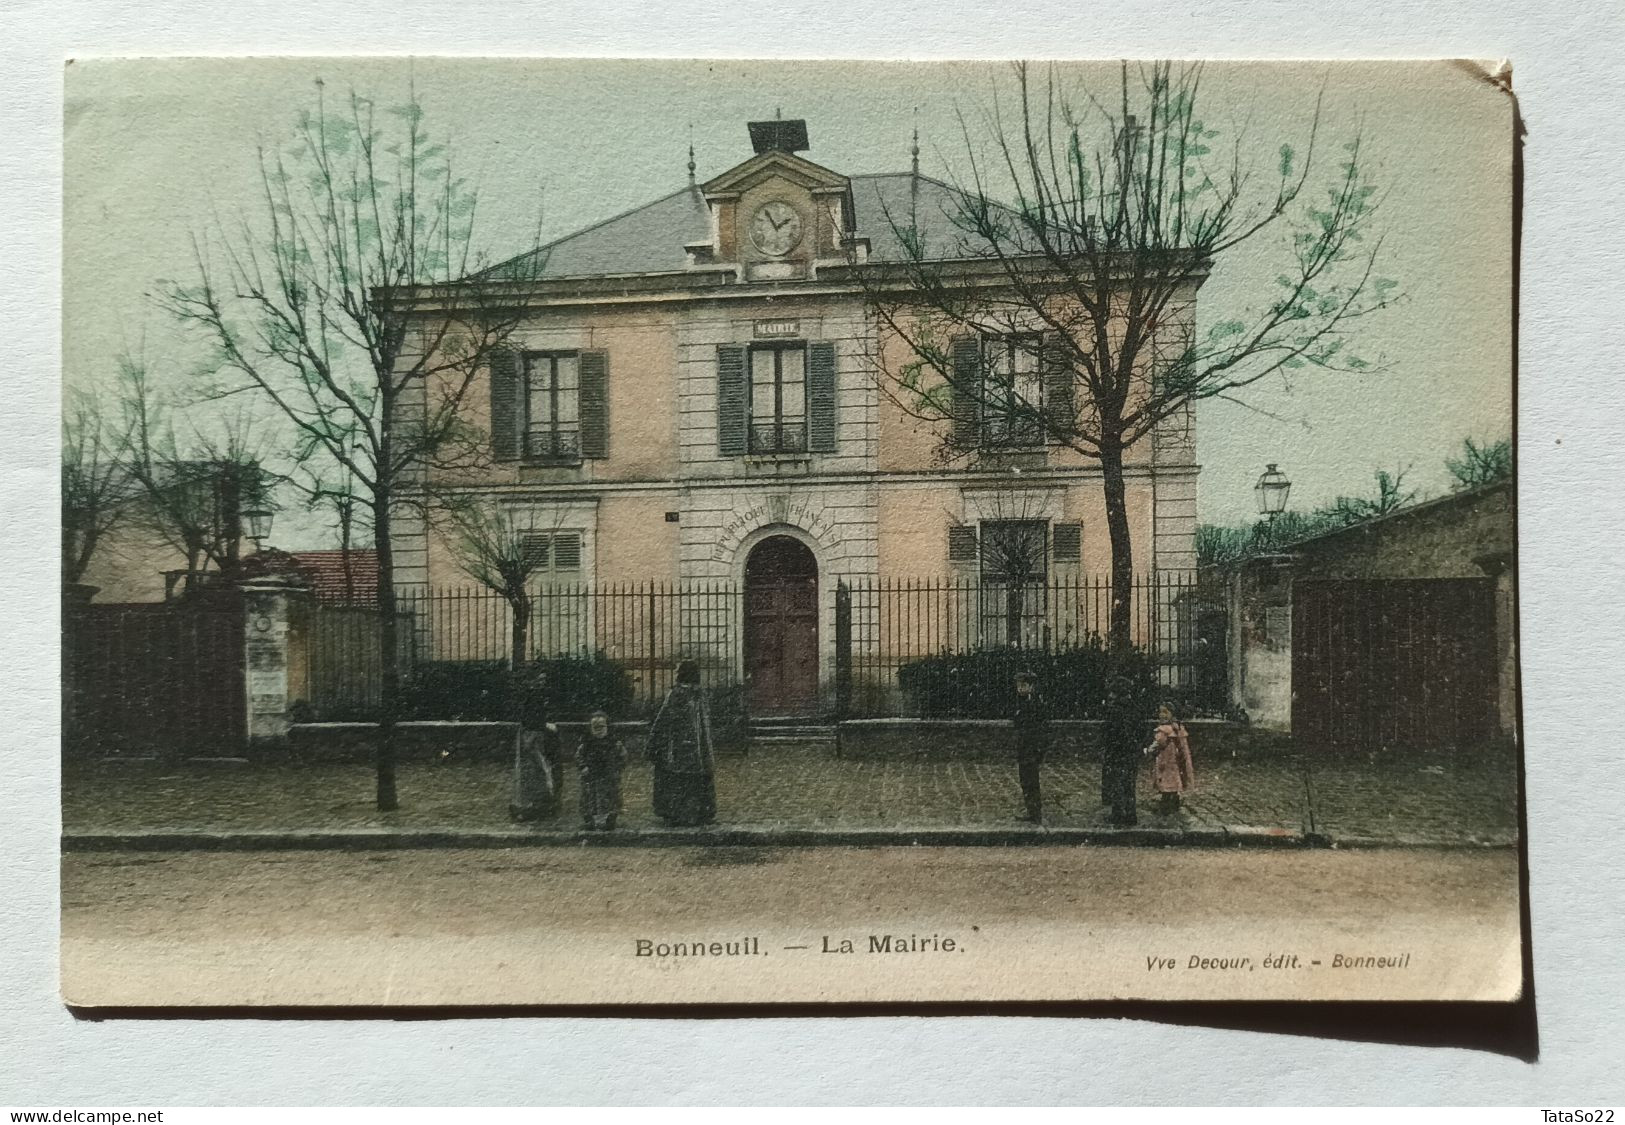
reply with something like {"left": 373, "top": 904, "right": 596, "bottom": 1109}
{"left": 747, "top": 118, "right": 810, "bottom": 155}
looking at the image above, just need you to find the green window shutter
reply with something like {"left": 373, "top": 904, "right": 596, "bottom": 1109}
{"left": 489, "top": 347, "right": 521, "bottom": 462}
{"left": 947, "top": 524, "right": 979, "bottom": 563}
{"left": 950, "top": 336, "right": 981, "bottom": 449}
{"left": 808, "top": 341, "right": 838, "bottom": 453}
{"left": 1043, "top": 334, "right": 1075, "bottom": 440}
{"left": 717, "top": 344, "right": 748, "bottom": 456}
{"left": 579, "top": 350, "right": 609, "bottom": 458}
{"left": 552, "top": 532, "right": 582, "bottom": 571}
{"left": 1052, "top": 521, "right": 1082, "bottom": 562}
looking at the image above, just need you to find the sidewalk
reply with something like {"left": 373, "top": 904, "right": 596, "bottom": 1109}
{"left": 61, "top": 739, "right": 1520, "bottom": 848}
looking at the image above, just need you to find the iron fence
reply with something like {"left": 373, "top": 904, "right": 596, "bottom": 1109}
{"left": 295, "top": 572, "right": 1223, "bottom": 720}
{"left": 838, "top": 571, "right": 1219, "bottom": 715}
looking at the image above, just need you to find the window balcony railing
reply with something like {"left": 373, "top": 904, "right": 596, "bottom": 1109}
{"left": 525, "top": 426, "right": 581, "bottom": 463}
{"left": 749, "top": 421, "right": 808, "bottom": 455}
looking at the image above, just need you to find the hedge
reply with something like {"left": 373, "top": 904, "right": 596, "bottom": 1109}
{"left": 895, "top": 642, "right": 1163, "bottom": 720}
{"left": 296, "top": 653, "right": 634, "bottom": 724}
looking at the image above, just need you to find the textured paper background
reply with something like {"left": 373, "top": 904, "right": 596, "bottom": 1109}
{"left": 5, "top": 0, "right": 1625, "bottom": 1106}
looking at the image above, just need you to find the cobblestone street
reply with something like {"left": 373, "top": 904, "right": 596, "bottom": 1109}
{"left": 62, "top": 738, "right": 1519, "bottom": 844}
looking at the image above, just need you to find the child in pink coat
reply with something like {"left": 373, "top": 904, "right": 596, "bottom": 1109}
{"left": 1147, "top": 704, "right": 1195, "bottom": 814}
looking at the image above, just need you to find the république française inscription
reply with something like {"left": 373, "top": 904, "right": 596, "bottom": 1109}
{"left": 711, "top": 499, "right": 841, "bottom": 562}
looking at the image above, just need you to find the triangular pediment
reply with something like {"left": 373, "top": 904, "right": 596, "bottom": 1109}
{"left": 701, "top": 150, "right": 849, "bottom": 196}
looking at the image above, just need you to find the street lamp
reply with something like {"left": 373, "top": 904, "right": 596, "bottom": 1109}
{"left": 1254, "top": 463, "right": 1292, "bottom": 522}
{"left": 243, "top": 505, "right": 274, "bottom": 548}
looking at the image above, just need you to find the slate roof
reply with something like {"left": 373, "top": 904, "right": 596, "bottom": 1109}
{"left": 485, "top": 172, "right": 992, "bottom": 282}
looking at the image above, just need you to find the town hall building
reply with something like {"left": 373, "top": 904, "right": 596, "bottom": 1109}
{"left": 390, "top": 119, "right": 1202, "bottom": 714}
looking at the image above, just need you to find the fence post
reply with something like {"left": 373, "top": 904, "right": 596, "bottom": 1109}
{"left": 643, "top": 583, "right": 657, "bottom": 711}
{"left": 238, "top": 574, "right": 310, "bottom": 749}
{"left": 834, "top": 579, "right": 852, "bottom": 721}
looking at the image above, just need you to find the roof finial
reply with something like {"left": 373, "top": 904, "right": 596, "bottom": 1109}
{"left": 687, "top": 124, "right": 696, "bottom": 185}
{"left": 775, "top": 105, "right": 782, "bottom": 120}
{"left": 911, "top": 107, "right": 921, "bottom": 180}
{"left": 911, "top": 107, "right": 921, "bottom": 213}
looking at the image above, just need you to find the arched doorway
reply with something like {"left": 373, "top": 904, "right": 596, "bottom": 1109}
{"left": 743, "top": 535, "right": 819, "bottom": 715}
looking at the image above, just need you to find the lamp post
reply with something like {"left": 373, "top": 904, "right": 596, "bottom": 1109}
{"left": 243, "top": 505, "right": 274, "bottom": 550}
{"left": 1254, "top": 463, "right": 1291, "bottom": 541}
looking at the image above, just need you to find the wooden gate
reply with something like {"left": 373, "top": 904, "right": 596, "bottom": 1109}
{"left": 1292, "top": 579, "right": 1496, "bottom": 751}
{"left": 64, "top": 599, "right": 246, "bottom": 755}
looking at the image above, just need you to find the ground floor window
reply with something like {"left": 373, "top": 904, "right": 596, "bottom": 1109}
{"left": 979, "top": 519, "right": 1049, "bottom": 647}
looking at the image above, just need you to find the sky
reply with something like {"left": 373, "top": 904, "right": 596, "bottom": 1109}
{"left": 63, "top": 57, "right": 1514, "bottom": 547}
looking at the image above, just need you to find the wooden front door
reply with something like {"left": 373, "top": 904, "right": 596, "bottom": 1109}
{"left": 744, "top": 536, "right": 819, "bottom": 715}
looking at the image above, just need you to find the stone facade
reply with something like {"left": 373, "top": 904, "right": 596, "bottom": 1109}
{"left": 389, "top": 123, "right": 1204, "bottom": 705}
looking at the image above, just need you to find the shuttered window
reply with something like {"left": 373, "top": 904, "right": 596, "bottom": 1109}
{"left": 947, "top": 524, "right": 979, "bottom": 563}
{"left": 490, "top": 347, "right": 522, "bottom": 462}
{"left": 578, "top": 350, "right": 609, "bottom": 458}
{"left": 520, "top": 530, "right": 582, "bottom": 573}
{"left": 950, "top": 336, "right": 981, "bottom": 449}
{"left": 524, "top": 352, "right": 581, "bottom": 461}
{"left": 807, "top": 341, "right": 838, "bottom": 452}
{"left": 717, "top": 344, "right": 748, "bottom": 456}
{"left": 1052, "top": 522, "right": 1082, "bottom": 562}
{"left": 1042, "top": 334, "right": 1075, "bottom": 439}
{"left": 748, "top": 343, "right": 808, "bottom": 453}
{"left": 982, "top": 334, "right": 1043, "bottom": 448}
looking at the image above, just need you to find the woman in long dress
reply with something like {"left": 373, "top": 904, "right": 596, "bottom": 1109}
{"left": 510, "top": 665, "right": 562, "bottom": 822}
{"left": 646, "top": 660, "right": 717, "bottom": 827}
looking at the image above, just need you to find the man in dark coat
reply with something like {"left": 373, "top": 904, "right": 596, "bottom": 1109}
{"left": 1011, "top": 670, "right": 1048, "bottom": 822}
{"left": 1100, "top": 673, "right": 1144, "bottom": 826}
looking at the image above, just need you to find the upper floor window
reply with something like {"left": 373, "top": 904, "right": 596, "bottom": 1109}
{"left": 982, "top": 334, "right": 1043, "bottom": 448}
{"left": 749, "top": 343, "right": 808, "bottom": 454}
{"left": 525, "top": 352, "right": 581, "bottom": 462}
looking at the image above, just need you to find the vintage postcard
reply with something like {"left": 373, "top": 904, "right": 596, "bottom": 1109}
{"left": 60, "top": 57, "right": 1520, "bottom": 1006}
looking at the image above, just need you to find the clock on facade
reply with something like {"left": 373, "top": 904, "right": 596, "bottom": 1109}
{"left": 748, "top": 200, "right": 803, "bottom": 257}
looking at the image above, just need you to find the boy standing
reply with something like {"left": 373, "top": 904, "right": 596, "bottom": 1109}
{"left": 1012, "top": 671, "right": 1047, "bottom": 822}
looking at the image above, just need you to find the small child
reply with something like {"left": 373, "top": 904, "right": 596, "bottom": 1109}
{"left": 1146, "top": 703, "right": 1195, "bottom": 814}
{"left": 577, "top": 709, "right": 628, "bottom": 831}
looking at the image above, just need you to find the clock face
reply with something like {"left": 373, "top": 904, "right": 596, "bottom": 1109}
{"left": 749, "top": 200, "right": 803, "bottom": 257}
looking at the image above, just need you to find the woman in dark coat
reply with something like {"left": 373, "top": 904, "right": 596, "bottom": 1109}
{"left": 646, "top": 660, "right": 718, "bottom": 827}
{"left": 510, "top": 664, "right": 562, "bottom": 822}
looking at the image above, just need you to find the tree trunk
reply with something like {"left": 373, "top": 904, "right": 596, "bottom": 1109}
{"left": 510, "top": 591, "right": 530, "bottom": 672}
{"left": 373, "top": 485, "right": 400, "bottom": 812}
{"left": 1100, "top": 441, "right": 1135, "bottom": 654}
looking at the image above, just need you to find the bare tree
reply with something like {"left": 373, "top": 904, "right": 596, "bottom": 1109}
{"left": 118, "top": 356, "right": 274, "bottom": 597}
{"left": 1446, "top": 435, "right": 1513, "bottom": 490}
{"left": 1329, "top": 466, "right": 1415, "bottom": 524}
{"left": 866, "top": 61, "right": 1397, "bottom": 652}
{"left": 435, "top": 499, "right": 570, "bottom": 671}
{"left": 158, "top": 82, "right": 545, "bottom": 810}
{"left": 61, "top": 388, "right": 135, "bottom": 588}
